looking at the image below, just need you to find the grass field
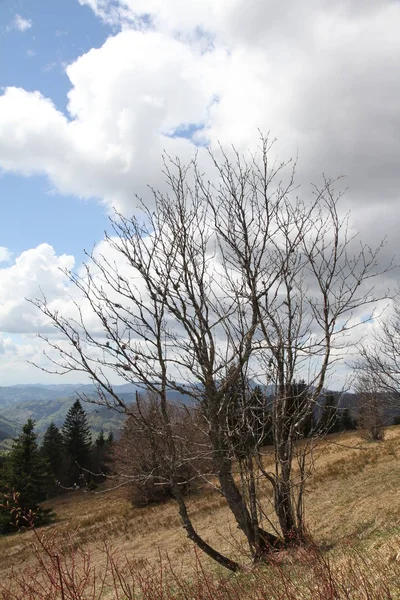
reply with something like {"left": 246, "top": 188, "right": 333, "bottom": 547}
{"left": 0, "top": 427, "right": 399, "bottom": 598}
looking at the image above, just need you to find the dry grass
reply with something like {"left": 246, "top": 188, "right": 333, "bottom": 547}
{"left": 1, "top": 529, "right": 399, "bottom": 599}
{"left": 0, "top": 426, "right": 399, "bottom": 596}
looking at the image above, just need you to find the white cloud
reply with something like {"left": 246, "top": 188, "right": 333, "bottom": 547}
{"left": 0, "top": 333, "right": 93, "bottom": 385}
{"left": 10, "top": 14, "right": 32, "bottom": 32}
{"left": 0, "top": 1, "right": 399, "bottom": 221}
{"left": 0, "top": 225, "right": 389, "bottom": 387}
{"left": 0, "top": 247, "right": 11, "bottom": 264}
{"left": 0, "top": 0, "right": 399, "bottom": 385}
{"left": 0, "top": 244, "right": 74, "bottom": 334}
{"left": 0, "top": 30, "right": 226, "bottom": 213}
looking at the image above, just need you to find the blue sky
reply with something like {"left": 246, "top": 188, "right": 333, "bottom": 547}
{"left": 0, "top": 0, "right": 399, "bottom": 385}
{"left": 0, "top": 0, "right": 111, "bottom": 263}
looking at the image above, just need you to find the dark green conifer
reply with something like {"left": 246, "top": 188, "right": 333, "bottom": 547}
{"left": 62, "top": 399, "right": 92, "bottom": 487}
{"left": 41, "top": 422, "right": 64, "bottom": 496}
{"left": 340, "top": 408, "right": 357, "bottom": 431}
{"left": 0, "top": 419, "right": 53, "bottom": 533}
{"left": 91, "top": 430, "right": 113, "bottom": 484}
{"left": 319, "top": 394, "right": 339, "bottom": 434}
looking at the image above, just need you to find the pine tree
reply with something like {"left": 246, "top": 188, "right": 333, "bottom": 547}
{"left": 340, "top": 408, "right": 357, "bottom": 431}
{"left": 62, "top": 400, "right": 92, "bottom": 487}
{"left": 0, "top": 419, "right": 53, "bottom": 533}
{"left": 92, "top": 430, "right": 105, "bottom": 477}
{"left": 41, "top": 422, "right": 64, "bottom": 496}
{"left": 287, "top": 380, "right": 314, "bottom": 438}
{"left": 319, "top": 394, "right": 339, "bottom": 434}
{"left": 90, "top": 430, "right": 114, "bottom": 485}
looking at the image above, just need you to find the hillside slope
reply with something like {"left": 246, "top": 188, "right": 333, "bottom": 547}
{"left": 0, "top": 427, "right": 399, "bottom": 586}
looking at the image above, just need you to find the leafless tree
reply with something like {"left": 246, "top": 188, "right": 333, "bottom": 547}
{"left": 31, "top": 136, "right": 389, "bottom": 570}
{"left": 357, "top": 294, "right": 400, "bottom": 406}
{"left": 353, "top": 372, "right": 386, "bottom": 441}
{"left": 111, "top": 392, "right": 211, "bottom": 506}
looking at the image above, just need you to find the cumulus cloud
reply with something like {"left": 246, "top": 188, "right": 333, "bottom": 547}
{"left": 0, "top": 333, "right": 91, "bottom": 385}
{"left": 0, "top": 0, "right": 400, "bottom": 384}
{"left": 0, "top": 0, "right": 399, "bottom": 224}
{"left": 0, "top": 30, "right": 226, "bottom": 213}
{"left": 0, "top": 226, "right": 388, "bottom": 386}
{"left": 0, "top": 244, "right": 74, "bottom": 334}
{"left": 0, "top": 247, "right": 11, "bottom": 264}
{"left": 9, "top": 14, "right": 32, "bottom": 32}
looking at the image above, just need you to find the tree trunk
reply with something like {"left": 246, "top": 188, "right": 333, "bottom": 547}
{"left": 215, "top": 451, "right": 282, "bottom": 558}
{"left": 172, "top": 484, "right": 241, "bottom": 572}
{"left": 274, "top": 477, "right": 306, "bottom": 544}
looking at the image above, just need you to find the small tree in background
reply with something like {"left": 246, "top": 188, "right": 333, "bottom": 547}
{"left": 62, "top": 400, "right": 92, "bottom": 487}
{"left": 354, "top": 373, "right": 387, "bottom": 441}
{"left": 112, "top": 393, "right": 210, "bottom": 507}
{"left": 357, "top": 294, "right": 400, "bottom": 404}
{"left": 90, "top": 430, "right": 114, "bottom": 484}
{"left": 340, "top": 408, "right": 357, "bottom": 431}
{"left": 319, "top": 394, "right": 339, "bottom": 434}
{"left": 41, "top": 422, "right": 64, "bottom": 497}
{"left": 0, "top": 419, "right": 53, "bottom": 533}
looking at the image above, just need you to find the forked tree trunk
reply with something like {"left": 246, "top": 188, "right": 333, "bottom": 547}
{"left": 213, "top": 445, "right": 283, "bottom": 559}
{"left": 172, "top": 483, "right": 241, "bottom": 572}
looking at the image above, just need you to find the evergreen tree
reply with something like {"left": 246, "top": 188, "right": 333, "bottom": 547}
{"left": 96, "top": 429, "right": 105, "bottom": 447}
{"left": 92, "top": 430, "right": 106, "bottom": 478}
{"left": 319, "top": 394, "right": 339, "bottom": 434}
{"left": 287, "top": 380, "right": 314, "bottom": 438}
{"left": 0, "top": 419, "right": 53, "bottom": 533}
{"left": 340, "top": 408, "right": 357, "bottom": 431}
{"left": 41, "top": 422, "right": 64, "bottom": 496}
{"left": 90, "top": 430, "right": 114, "bottom": 485}
{"left": 62, "top": 400, "right": 92, "bottom": 487}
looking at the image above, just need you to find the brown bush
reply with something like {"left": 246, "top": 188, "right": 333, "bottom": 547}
{"left": 111, "top": 394, "right": 212, "bottom": 507}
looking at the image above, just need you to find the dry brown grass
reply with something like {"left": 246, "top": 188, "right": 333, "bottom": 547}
{"left": 2, "top": 532, "right": 399, "bottom": 599}
{"left": 0, "top": 426, "right": 399, "bottom": 594}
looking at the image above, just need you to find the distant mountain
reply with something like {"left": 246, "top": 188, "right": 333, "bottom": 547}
{"left": 0, "top": 396, "right": 128, "bottom": 443}
{"left": 0, "top": 383, "right": 194, "bottom": 448}
{"left": 0, "top": 383, "right": 143, "bottom": 408}
{"left": 0, "top": 415, "right": 19, "bottom": 443}
{"left": 3, "top": 382, "right": 396, "bottom": 451}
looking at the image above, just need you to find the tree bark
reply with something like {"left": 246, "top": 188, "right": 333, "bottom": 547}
{"left": 172, "top": 484, "right": 241, "bottom": 572}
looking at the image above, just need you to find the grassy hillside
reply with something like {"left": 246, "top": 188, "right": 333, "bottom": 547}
{"left": 0, "top": 427, "right": 399, "bottom": 598}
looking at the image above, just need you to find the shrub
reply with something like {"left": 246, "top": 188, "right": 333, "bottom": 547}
{"left": 111, "top": 394, "right": 211, "bottom": 507}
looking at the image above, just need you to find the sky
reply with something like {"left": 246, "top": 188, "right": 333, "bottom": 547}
{"left": 0, "top": 0, "right": 400, "bottom": 385}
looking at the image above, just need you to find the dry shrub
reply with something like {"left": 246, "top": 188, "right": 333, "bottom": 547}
{"left": 111, "top": 395, "right": 212, "bottom": 507}
{"left": 1, "top": 527, "right": 399, "bottom": 600}
{"left": 354, "top": 373, "right": 388, "bottom": 442}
